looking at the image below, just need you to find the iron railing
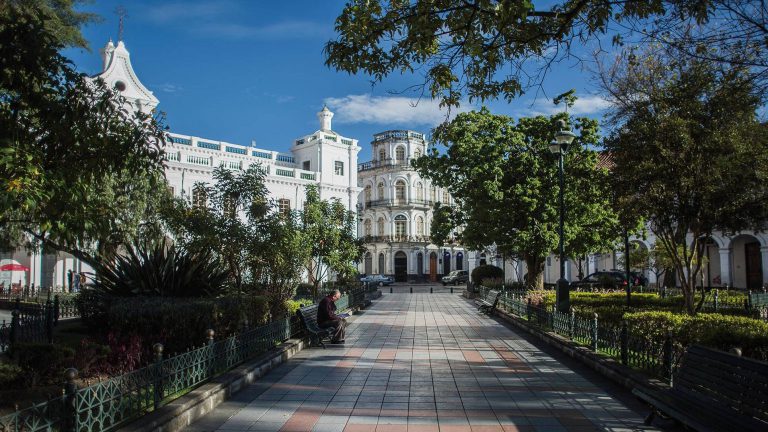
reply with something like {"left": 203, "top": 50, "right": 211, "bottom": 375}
{"left": 0, "top": 292, "right": 363, "bottom": 432}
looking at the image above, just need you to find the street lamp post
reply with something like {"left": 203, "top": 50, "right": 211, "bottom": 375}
{"left": 549, "top": 119, "right": 577, "bottom": 312}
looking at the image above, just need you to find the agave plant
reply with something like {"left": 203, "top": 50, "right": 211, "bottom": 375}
{"left": 89, "top": 241, "right": 229, "bottom": 297}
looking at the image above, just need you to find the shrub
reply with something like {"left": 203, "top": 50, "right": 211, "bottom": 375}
{"left": 79, "top": 295, "right": 270, "bottom": 356}
{"left": 625, "top": 311, "right": 768, "bottom": 361}
{"left": 0, "top": 363, "right": 22, "bottom": 387}
{"left": 14, "top": 343, "right": 75, "bottom": 386}
{"left": 285, "top": 298, "right": 314, "bottom": 315}
{"left": 481, "top": 277, "right": 504, "bottom": 290}
{"left": 89, "top": 241, "right": 229, "bottom": 298}
{"left": 471, "top": 265, "right": 503, "bottom": 284}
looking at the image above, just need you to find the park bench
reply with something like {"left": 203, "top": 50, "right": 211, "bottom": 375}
{"left": 633, "top": 345, "right": 768, "bottom": 431}
{"left": 475, "top": 290, "right": 500, "bottom": 314}
{"left": 296, "top": 304, "right": 335, "bottom": 348}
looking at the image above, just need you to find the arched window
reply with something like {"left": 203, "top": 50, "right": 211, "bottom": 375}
{"left": 395, "top": 146, "right": 405, "bottom": 162}
{"left": 416, "top": 216, "right": 424, "bottom": 236}
{"left": 364, "top": 185, "right": 372, "bottom": 206}
{"left": 430, "top": 187, "right": 436, "bottom": 203}
{"left": 377, "top": 217, "right": 385, "bottom": 236}
{"left": 394, "top": 215, "right": 407, "bottom": 240}
{"left": 364, "top": 219, "right": 372, "bottom": 236}
{"left": 377, "top": 182, "right": 385, "bottom": 200}
{"left": 379, "top": 149, "right": 386, "bottom": 161}
{"left": 395, "top": 180, "right": 406, "bottom": 204}
{"left": 414, "top": 148, "right": 422, "bottom": 159}
{"left": 192, "top": 184, "right": 207, "bottom": 208}
{"left": 416, "top": 182, "right": 424, "bottom": 201}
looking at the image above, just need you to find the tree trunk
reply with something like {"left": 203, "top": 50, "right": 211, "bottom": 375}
{"left": 524, "top": 254, "right": 545, "bottom": 289}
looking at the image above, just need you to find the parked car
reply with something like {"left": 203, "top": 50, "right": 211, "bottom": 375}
{"left": 442, "top": 270, "right": 469, "bottom": 286}
{"left": 360, "top": 274, "right": 394, "bottom": 286}
{"left": 570, "top": 271, "right": 640, "bottom": 290}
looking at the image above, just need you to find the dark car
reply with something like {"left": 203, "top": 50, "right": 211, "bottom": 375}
{"left": 570, "top": 271, "right": 638, "bottom": 290}
{"left": 442, "top": 270, "right": 469, "bottom": 286}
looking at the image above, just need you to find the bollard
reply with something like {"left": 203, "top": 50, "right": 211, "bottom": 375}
{"left": 591, "top": 313, "right": 599, "bottom": 352}
{"left": 63, "top": 368, "right": 78, "bottom": 432}
{"left": 390, "top": 287, "right": 393, "bottom": 294}
{"left": 410, "top": 286, "right": 413, "bottom": 293}
{"left": 430, "top": 287, "right": 433, "bottom": 294}
{"left": 620, "top": 321, "right": 628, "bottom": 365}
{"left": 450, "top": 287, "right": 453, "bottom": 294}
{"left": 54, "top": 294, "right": 61, "bottom": 324}
{"left": 153, "top": 343, "right": 164, "bottom": 409}
{"left": 206, "top": 329, "right": 216, "bottom": 377}
{"left": 662, "top": 332, "right": 673, "bottom": 384}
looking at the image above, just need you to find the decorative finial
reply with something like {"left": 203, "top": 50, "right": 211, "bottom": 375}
{"left": 115, "top": 6, "right": 128, "bottom": 41}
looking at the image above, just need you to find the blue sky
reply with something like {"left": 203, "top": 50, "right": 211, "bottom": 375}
{"left": 65, "top": 1, "right": 610, "bottom": 162}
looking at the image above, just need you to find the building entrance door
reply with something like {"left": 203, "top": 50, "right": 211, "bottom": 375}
{"left": 429, "top": 252, "right": 437, "bottom": 282}
{"left": 745, "top": 242, "right": 763, "bottom": 290}
{"left": 394, "top": 251, "right": 408, "bottom": 282}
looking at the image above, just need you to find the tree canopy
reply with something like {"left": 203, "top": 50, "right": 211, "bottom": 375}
{"left": 413, "top": 107, "right": 620, "bottom": 288}
{"left": 0, "top": 5, "right": 166, "bottom": 264}
{"left": 325, "top": 1, "right": 768, "bottom": 107}
{"left": 602, "top": 47, "right": 768, "bottom": 313}
{"left": 2, "top": 0, "right": 98, "bottom": 49}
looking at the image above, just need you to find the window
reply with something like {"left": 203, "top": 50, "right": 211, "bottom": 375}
{"left": 443, "top": 191, "right": 450, "bottom": 204}
{"left": 377, "top": 217, "right": 385, "bottom": 236}
{"left": 414, "top": 148, "right": 422, "bottom": 159}
{"left": 192, "top": 184, "right": 207, "bottom": 208}
{"left": 430, "top": 187, "right": 436, "bottom": 203}
{"left": 168, "top": 186, "right": 175, "bottom": 197}
{"left": 278, "top": 199, "right": 291, "bottom": 217}
{"left": 416, "top": 183, "right": 423, "bottom": 201}
{"left": 395, "top": 146, "right": 405, "bottom": 162}
{"left": 377, "top": 182, "right": 385, "bottom": 200}
{"left": 335, "top": 161, "right": 344, "bottom": 176}
{"left": 364, "top": 185, "right": 372, "bottom": 206}
{"left": 394, "top": 215, "right": 407, "bottom": 239}
{"left": 364, "top": 219, "right": 372, "bottom": 236}
{"left": 379, "top": 149, "right": 386, "bottom": 161}
{"left": 395, "top": 180, "right": 406, "bottom": 203}
{"left": 416, "top": 216, "right": 424, "bottom": 236}
{"left": 303, "top": 161, "right": 310, "bottom": 171}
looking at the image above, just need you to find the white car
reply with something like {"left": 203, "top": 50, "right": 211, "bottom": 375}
{"left": 360, "top": 274, "right": 394, "bottom": 286}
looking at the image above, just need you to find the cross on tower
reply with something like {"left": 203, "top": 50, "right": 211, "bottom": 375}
{"left": 115, "top": 6, "right": 128, "bottom": 41}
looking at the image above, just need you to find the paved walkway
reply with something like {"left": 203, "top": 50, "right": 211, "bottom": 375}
{"left": 184, "top": 294, "right": 660, "bottom": 432}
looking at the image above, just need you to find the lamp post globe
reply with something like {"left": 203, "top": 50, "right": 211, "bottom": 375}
{"left": 549, "top": 119, "right": 577, "bottom": 312}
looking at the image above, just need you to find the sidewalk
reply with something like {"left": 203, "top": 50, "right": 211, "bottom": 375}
{"left": 183, "top": 293, "right": 660, "bottom": 432}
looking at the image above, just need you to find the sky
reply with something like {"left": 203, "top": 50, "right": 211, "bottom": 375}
{"left": 64, "top": 0, "right": 611, "bottom": 162}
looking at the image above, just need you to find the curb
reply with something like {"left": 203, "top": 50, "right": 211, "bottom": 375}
{"left": 493, "top": 308, "right": 668, "bottom": 393}
{"left": 119, "top": 338, "right": 307, "bottom": 432}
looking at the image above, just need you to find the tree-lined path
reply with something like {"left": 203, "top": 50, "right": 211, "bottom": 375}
{"left": 184, "top": 294, "right": 659, "bottom": 432}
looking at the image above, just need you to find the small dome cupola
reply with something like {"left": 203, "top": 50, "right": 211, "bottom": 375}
{"left": 318, "top": 105, "right": 334, "bottom": 131}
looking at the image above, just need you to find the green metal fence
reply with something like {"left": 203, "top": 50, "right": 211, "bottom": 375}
{"left": 0, "top": 292, "right": 361, "bottom": 432}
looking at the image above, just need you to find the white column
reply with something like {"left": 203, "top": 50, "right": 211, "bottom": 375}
{"left": 761, "top": 246, "right": 768, "bottom": 287}
{"left": 719, "top": 248, "right": 732, "bottom": 286}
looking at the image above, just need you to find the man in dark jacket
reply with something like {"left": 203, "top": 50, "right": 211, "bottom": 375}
{"left": 317, "top": 289, "right": 345, "bottom": 343}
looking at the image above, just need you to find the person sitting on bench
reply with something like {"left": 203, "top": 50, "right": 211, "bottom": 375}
{"left": 317, "top": 289, "right": 346, "bottom": 344}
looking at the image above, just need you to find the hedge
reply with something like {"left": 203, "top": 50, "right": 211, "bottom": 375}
{"left": 624, "top": 311, "right": 768, "bottom": 361}
{"left": 471, "top": 265, "right": 503, "bottom": 283}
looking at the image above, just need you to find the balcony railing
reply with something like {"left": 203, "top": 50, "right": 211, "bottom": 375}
{"left": 358, "top": 158, "right": 416, "bottom": 172}
{"left": 362, "top": 235, "right": 432, "bottom": 244}
{"left": 363, "top": 199, "right": 433, "bottom": 208}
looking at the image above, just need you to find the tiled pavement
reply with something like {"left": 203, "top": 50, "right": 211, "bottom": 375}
{"left": 183, "top": 293, "right": 662, "bottom": 432}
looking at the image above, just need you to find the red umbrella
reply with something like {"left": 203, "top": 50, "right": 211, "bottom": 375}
{"left": 0, "top": 263, "right": 29, "bottom": 271}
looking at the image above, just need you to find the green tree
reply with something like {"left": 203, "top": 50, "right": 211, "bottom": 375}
{"left": 429, "top": 202, "right": 453, "bottom": 248}
{"left": 602, "top": 48, "right": 768, "bottom": 314}
{"left": 325, "top": 1, "right": 768, "bottom": 107}
{"left": 2, "top": 0, "right": 98, "bottom": 48}
{"left": 413, "top": 107, "right": 620, "bottom": 288}
{"left": 301, "top": 185, "right": 364, "bottom": 297}
{"left": 0, "top": 5, "right": 167, "bottom": 265}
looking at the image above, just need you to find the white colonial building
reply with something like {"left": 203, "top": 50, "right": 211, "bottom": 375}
{"left": 357, "top": 130, "right": 469, "bottom": 282}
{"left": 0, "top": 39, "right": 360, "bottom": 291}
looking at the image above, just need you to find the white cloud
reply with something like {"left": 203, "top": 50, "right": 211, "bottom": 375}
{"left": 324, "top": 94, "right": 473, "bottom": 126}
{"left": 155, "top": 83, "right": 183, "bottom": 93}
{"left": 510, "top": 94, "right": 611, "bottom": 118}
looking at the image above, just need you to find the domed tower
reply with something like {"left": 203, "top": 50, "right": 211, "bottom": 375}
{"left": 357, "top": 130, "right": 466, "bottom": 282}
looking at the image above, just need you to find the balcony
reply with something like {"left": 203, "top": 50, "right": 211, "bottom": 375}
{"left": 358, "top": 158, "right": 416, "bottom": 172}
{"left": 364, "top": 199, "right": 433, "bottom": 209}
{"left": 362, "top": 235, "right": 432, "bottom": 244}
